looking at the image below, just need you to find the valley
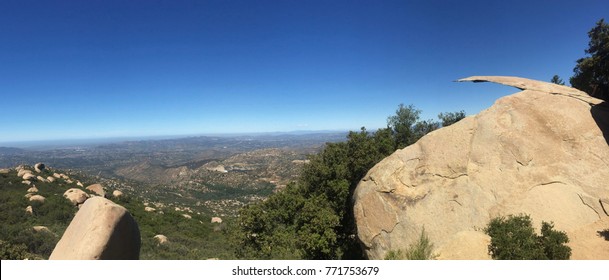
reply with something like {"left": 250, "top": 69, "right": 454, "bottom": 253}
{"left": 0, "top": 132, "right": 346, "bottom": 216}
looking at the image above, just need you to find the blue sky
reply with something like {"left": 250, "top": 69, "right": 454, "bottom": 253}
{"left": 0, "top": 0, "right": 607, "bottom": 143}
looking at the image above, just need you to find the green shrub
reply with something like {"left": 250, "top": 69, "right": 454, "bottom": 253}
{"left": 384, "top": 228, "right": 436, "bottom": 260}
{"left": 484, "top": 214, "right": 571, "bottom": 260}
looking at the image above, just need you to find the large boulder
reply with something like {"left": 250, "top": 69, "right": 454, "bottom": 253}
{"left": 86, "top": 183, "right": 106, "bottom": 197}
{"left": 354, "top": 76, "right": 609, "bottom": 260}
{"left": 49, "top": 196, "right": 141, "bottom": 260}
{"left": 63, "top": 188, "right": 89, "bottom": 206}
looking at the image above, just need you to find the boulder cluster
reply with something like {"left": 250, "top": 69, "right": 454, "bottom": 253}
{"left": 7, "top": 163, "right": 140, "bottom": 259}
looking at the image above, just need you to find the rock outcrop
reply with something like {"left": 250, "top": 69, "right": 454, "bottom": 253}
{"left": 49, "top": 197, "right": 141, "bottom": 260}
{"left": 354, "top": 76, "right": 609, "bottom": 260}
{"left": 63, "top": 188, "right": 89, "bottom": 206}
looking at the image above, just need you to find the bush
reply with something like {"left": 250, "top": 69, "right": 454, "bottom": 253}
{"left": 384, "top": 228, "right": 436, "bottom": 260}
{"left": 484, "top": 214, "right": 571, "bottom": 260}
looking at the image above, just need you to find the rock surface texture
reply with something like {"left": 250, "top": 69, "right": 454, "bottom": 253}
{"left": 49, "top": 196, "right": 141, "bottom": 260}
{"left": 354, "top": 76, "right": 609, "bottom": 260}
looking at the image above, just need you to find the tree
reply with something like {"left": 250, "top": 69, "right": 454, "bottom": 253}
{"left": 570, "top": 19, "right": 609, "bottom": 101}
{"left": 550, "top": 75, "right": 565, "bottom": 85}
{"left": 387, "top": 104, "right": 422, "bottom": 148}
{"left": 484, "top": 214, "right": 571, "bottom": 260}
{"left": 438, "top": 110, "right": 466, "bottom": 127}
{"left": 233, "top": 104, "right": 466, "bottom": 259}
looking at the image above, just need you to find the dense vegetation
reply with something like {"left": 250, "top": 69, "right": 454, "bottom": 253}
{"left": 484, "top": 214, "right": 571, "bottom": 260}
{"left": 233, "top": 105, "right": 465, "bottom": 259}
{"left": 0, "top": 167, "right": 234, "bottom": 260}
{"left": 571, "top": 18, "right": 609, "bottom": 101}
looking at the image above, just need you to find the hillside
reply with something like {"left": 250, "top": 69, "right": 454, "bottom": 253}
{"left": 0, "top": 165, "right": 235, "bottom": 260}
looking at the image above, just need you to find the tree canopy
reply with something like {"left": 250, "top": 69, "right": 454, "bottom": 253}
{"left": 570, "top": 19, "right": 609, "bottom": 101}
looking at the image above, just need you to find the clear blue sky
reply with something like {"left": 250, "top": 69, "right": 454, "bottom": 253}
{"left": 0, "top": 0, "right": 606, "bottom": 143}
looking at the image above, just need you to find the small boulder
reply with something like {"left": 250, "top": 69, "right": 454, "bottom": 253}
{"left": 182, "top": 214, "right": 192, "bottom": 219}
{"left": 34, "top": 163, "right": 45, "bottom": 173}
{"left": 53, "top": 173, "right": 61, "bottom": 179}
{"left": 32, "top": 226, "right": 50, "bottom": 233}
{"left": 25, "top": 206, "right": 33, "bottom": 215}
{"left": 36, "top": 176, "right": 47, "bottom": 182}
{"left": 77, "top": 181, "right": 84, "bottom": 187}
{"left": 86, "top": 184, "right": 106, "bottom": 197}
{"left": 211, "top": 217, "right": 223, "bottom": 224}
{"left": 63, "top": 188, "right": 89, "bottom": 206}
{"left": 49, "top": 197, "right": 141, "bottom": 260}
{"left": 112, "top": 190, "right": 124, "bottom": 198}
{"left": 22, "top": 180, "right": 32, "bottom": 186}
{"left": 60, "top": 174, "right": 69, "bottom": 180}
{"left": 29, "top": 195, "right": 45, "bottom": 203}
{"left": 23, "top": 173, "right": 36, "bottom": 181}
{"left": 18, "top": 169, "right": 32, "bottom": 177}
{"left": 27, "top": 186, "right": 39, "bottom": 193}
{"left": 144, "top": 207, "right": 156, "bottom": 212}
{"left": 46, "top": 176, "right": 56, "bottom": 183}
{"left": 153, "top": 234, "right": 169, "bottom": 245}
{"left": 24, "top": 193, "right": 33, "bottom": 199}
{"left": 0, "top": 168, "right": 9, "bottom": 174}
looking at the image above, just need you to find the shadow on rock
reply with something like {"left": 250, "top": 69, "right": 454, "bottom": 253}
{"left": 591, "top": 101, "right": 609, "bottom": 146}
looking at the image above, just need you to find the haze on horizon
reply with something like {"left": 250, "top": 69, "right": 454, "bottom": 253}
{"left": 1, "top": 0, "right": 606, "bottom": 143}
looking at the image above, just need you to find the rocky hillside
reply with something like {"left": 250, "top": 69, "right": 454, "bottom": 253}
{"left": 354, "top": 76, "right": 609, "bottom": 260}
{"left": 0, "top": 164, "right": 234, "bottom": 259}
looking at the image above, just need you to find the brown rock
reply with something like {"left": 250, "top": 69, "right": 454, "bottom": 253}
{"left": 49, "top": 196, "right": 141, "bottom": 260}
{"left": 22, "top": 180, "right": 32, "bottom": 186}
{"left": 211, "top": 217, "right": 223, "bottom": 224}
{"left": 144, "top": 207, "right": 156, "bottom": 212}
{"left": 53, "top": 173, "right": 61, "bottom": 179}
{"left": 86, "top": 183, "right": 106, "bottom": 197}
{"left": 22, "top": 173, "right": 36, "bottom": 181}
{"left": 25, "top": 206, "right": 33, "bottom": 215}
{"left": 0, "top": 168, "right": 9, "bottom": 174}
{"left": 182, "top": 214, "right": 192, "bottom": 219}
{"left": 354, "top": 76, "right": 609, "bottom": 259}
{"left": 36, "top": 176, "right": 47, "bottom": 182}
{"left": 18, "top": 169, "right": 32, "bottom": 177}
{"left": 32, "top": 226, "right": 51, "bottom": 233}
{"left": 29, "top": 195, "right": 45, "bottom": 203}
{"left": 27, "top": 186, "right": 38, "bottom": 193}
{"left": 112, "top": 190, "right": 124, "bottom": 198}
{"left": 47, "top": 176, "right": 56, "bottom": 183}
{"left": 153, "top": 234, "right": 168, "bottom": 245}
{"left": 63, "top": 188, "right": 89, "bottom": 206}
